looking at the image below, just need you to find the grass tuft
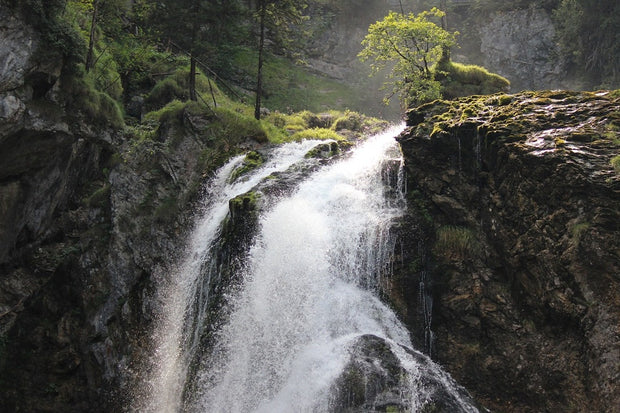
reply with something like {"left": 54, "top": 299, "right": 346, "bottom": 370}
{"left": 434, "top": 226, "right": 478, "bottom": 260}
{"left": 290, "top": 128, "right": 344, "bottom": 141}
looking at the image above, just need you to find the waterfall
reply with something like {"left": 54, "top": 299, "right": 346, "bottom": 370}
{"left": 140, "top": 126, "right": 479, "bottom": 412}
{"left": 138, "top": 140, "right": 326, "bottom": 413}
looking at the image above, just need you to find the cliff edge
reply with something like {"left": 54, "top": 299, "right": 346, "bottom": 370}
{"left": 395, "top": 90, "right": 619, "bottom": 412}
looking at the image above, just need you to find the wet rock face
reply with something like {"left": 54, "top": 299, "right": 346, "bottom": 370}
{"left": 0, "top": 108, "right": 220, "bottom": 410}
{"left": 479, "top": 8, "right": 563, "bottom": 91}
{"left": 396, "top": 90, "right": 620, "bottom": 412}
{"left": 329, "top": 334, "right": 480, "bottom": 412}
{"left": 0, "top": 8, "right": 39, "bottom": 92}
{"left": 0, "top": 8, "right": 215, "bottom": 409}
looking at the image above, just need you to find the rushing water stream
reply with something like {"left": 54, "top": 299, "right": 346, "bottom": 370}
{"left": 139, "top": 126, "right": 479, "bottom": 412}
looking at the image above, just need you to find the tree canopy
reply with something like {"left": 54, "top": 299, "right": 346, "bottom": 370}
{"left": 358, "top": 8, "right": 457, "bottom": 108}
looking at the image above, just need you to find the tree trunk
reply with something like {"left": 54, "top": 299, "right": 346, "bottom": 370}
{"left": 254, "top": 0, "right": 266, "bottom": 120}
{"left": 439, "top": 0, "right": 447, "bottom": 29}
{"left": 189, "top": 55, "right": 197, "bottom": 101}
{"left": 439, "top": 0, "right": 450, "bottom": 62}
{"left": 189, "top": 0, "right": 200, "bottom": 101}
{"left": 85, "top": 0, "right": 100, "bottom": 72}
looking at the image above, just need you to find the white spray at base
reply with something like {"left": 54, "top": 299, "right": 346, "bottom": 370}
{"left": 188, "top": 125, "right": 479, "bottom": 412}
{"left": 140, "top": 140, "right": 326, "bottom": 413}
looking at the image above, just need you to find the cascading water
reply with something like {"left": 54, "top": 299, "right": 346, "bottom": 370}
{"left": 140, "top": 126, "right": 480, "bottom": 412}
{"left": 138, "top": 140, "right": 326, "bottom": 413}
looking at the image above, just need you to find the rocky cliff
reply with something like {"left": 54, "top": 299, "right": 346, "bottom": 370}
{"left": 2, "top": 2, "right": 619, "bottom": 411}
{"left": 478, "top": 8, "right": 563, "bottom": 91}
{"left": 0, "top": 5, "right": 243, "bottom": 410}
{"left": 395, "top": 90, "right": 619, "bottom": 412}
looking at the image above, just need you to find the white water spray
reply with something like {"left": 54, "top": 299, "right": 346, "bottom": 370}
{"left": 139, "top": 140, "right": 325, "bottom": 413}
{"left": 141, "top": 125, "right": 479, "bottom": 413}
{"left": 191, "top": 126, "right": 410, "bottom": 412}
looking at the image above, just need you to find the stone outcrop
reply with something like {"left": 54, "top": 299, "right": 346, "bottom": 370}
{"left": 329, "top": 334, "right": 480, "bottom": 412}
{"left": 0, "top": 6, "right": 236, "bottom": 409}
{"left": 395, "top": 90, "right": 620, "bottom": 412}
{"left": 478, "top": 8, "right": 564, "bottom": 91}
{"left": 0, "top": 16, "right": 116, "bottom": 412}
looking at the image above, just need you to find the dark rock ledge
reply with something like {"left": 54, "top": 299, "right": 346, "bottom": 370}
{"left": 392, "top": 90, "right": 619, "bottom": 412}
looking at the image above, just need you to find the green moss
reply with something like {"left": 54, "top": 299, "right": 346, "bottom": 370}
{"left": 332, "top": 111, "right": 363, "bottom": 131}
{"left": 435, "top": 60, "right": 510, "bottom": 100}
{"left": 291, "top": 128, "right": 344, "bottom": 142}
{"left": 430, "top": 121, "right": 449, "bottom": 138}
{"left": 229, "top": 151, "right": 265, "bottom": 182}
{"left": 304, "top": 141, "right": 343, "bottom": 159}
{"left": 612, "top": 155, "right": 620, "bottom": 173}
{"left": 229, "top": 191, "right": 262, "bottom": 215}
{"left": 143, "top": 100, "right": 187, "bottom": 124}
{"left": 555, "top": 137, "right": 567, "bottom": 148}
{"left": 434, "top": 226, "right": 478, "bottom": 260}
{"left": 497, "top": 94, "right": 513, "bottom": 106}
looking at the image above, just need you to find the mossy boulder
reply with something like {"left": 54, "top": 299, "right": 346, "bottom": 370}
{"left": 435, "top": 60, "right": 510, "bottom": 100}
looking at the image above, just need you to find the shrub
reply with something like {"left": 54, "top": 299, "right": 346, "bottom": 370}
{"left": 332, "top": 111, "right": 363, "bottom": 131}
{"left": 61, "top": 70, "right": 124, "bottom": 127}
{"left": 8, "top": 0, "right": 86, "bottom": 70}
{"left": 290, "top": 128, "right": 344, "bottom": 141}
{"left": 213, "top": 107, "right": 270, "bottom": 144}
{"left": 145, "top": 78, "right": 187, "bottom": 111}
{"left": 143, "top": 99, "right": 187, "bottom": 124}
{"left": 265, "top": 112, "right": 307, "bottom": 132}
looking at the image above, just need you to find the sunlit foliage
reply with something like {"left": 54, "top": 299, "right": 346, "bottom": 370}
{"left": 358, "top": 8, "right": 457, "bottom": 108}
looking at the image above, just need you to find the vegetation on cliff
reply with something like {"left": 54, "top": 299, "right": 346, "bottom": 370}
{"left": 443, "top": 0, "right": 619, "bottom": 89}
{"left": 359, "top": 7, "right": 509, "bottom": 109}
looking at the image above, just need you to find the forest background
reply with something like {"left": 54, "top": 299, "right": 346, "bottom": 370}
{"left": 4, "top": 0, "right": 618, "bottom": 125}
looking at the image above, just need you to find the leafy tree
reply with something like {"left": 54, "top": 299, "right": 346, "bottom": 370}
{"left": 358, "top": 8, "right": 457, "bottom": 108}
{"left": 253, "top": 0, "right": 307, "bottom": 119}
